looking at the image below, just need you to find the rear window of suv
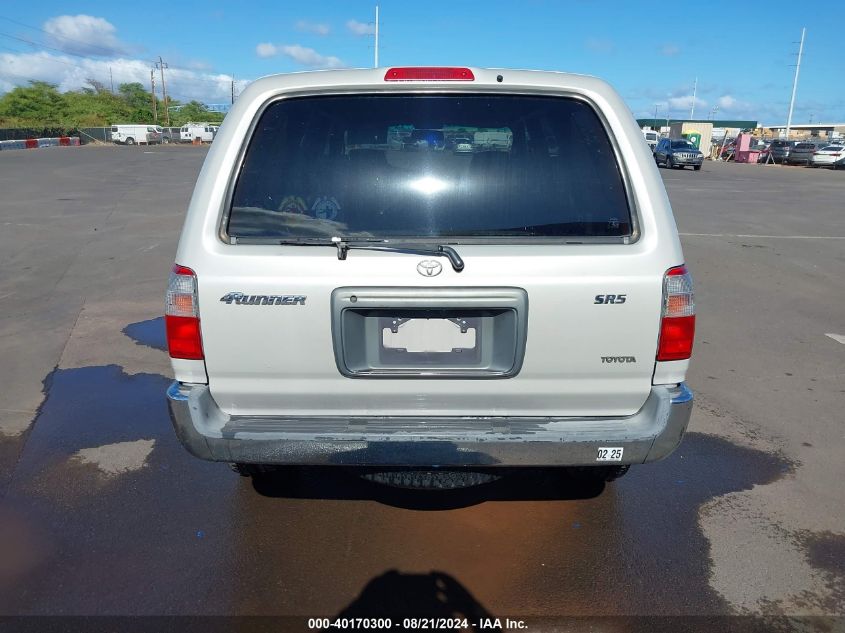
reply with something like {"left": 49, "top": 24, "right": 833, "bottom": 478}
{"left": 228, "top": 95, "right": 632, "bottom": 241}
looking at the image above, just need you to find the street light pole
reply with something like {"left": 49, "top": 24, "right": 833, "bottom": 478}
{"left": 690, "top": 77, "right": 697, "bottom": 119}
{"left": 785, "top": 27, "right": 806, "bottom": 141}
{"left": 374, "top": 4, "right": 379, "bottom": 68}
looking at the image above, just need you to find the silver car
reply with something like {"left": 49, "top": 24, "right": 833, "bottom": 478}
{"left": 785, "top": 141, "right": 827, "bottom": 165}
{"left": 165, "top": 67, "right": 695, "bottom": 486}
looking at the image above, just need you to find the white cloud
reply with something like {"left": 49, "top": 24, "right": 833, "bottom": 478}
{"left": 281, "top": 45, "right": 345, "bottom": 68}
{"left": 295, "top": 20, "right": 331, "bottom": 36}
{"left": 256, "top": 42, "right": 279, "bottom": 58}
{"left": 660, "top": 43, "right": 680, "bottom": 57}
{"left": 718, "top": 95, "right": 737, "bottom": 109}
{"left": 668, "top": 94, "right": 708, "bottom": 110}
{"left": 346, "top": 19, "right": 374, "bottom": 36}
{"left": 0, "top": 50, "right": 244, "bottom": 104}
{"left": 43, "top": 14, "right": 129, "bottom": 57}
{"left": 255, "top": 43, "right": 345, "bottom": 69}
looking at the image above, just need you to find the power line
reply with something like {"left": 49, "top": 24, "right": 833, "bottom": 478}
{"left": 0, "top": 25, "right": 229, "bottom": 78}
{"left": 0, "top": 42, "right": 107, "bottom": 72}
{"left": 0, "top": 41, "right": 238, "bottom": 91}
{"left": 0, "top": 30, "right": 127, "bottom": 64}
{"left": 0, "top": 14, "right": 127, "bottom": 58}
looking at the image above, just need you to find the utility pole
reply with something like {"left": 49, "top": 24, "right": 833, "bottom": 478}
{"left": 231, "top": 74, "right": 235, "bottom": 104}
{"left": 785, "top": 27, "right": 806, "bottom": 141}
{"left": 690, "top": 77, "right": 697, "bottom": 119}
{"left": 157, "top": 56, "right": 170, "bottom": 126}
{"left": 150, "top": 70, "right": 157, "bottom": 123}
{"left": 109, "top": 67, "right": 114, "bottom": 94}
{"left": 374, "top": 4, "right": 379, "bottom": 68}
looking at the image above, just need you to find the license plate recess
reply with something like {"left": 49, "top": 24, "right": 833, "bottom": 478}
{"left": 331, "top": 287, "right": 528, "bottom": 378}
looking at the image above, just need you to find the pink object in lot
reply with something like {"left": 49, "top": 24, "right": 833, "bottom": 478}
{"left": 734, "top": 133, "right": 759, "bottom": 163}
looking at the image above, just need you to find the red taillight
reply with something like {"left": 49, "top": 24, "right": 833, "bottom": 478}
{"left": 657, "top": 265, "right": 695, "bottom": 361}
{"left": 384, "top": 67, "right": 475, "bottom": 81}
{"left": 165, "top": 315, "right": 204, "bottom": 360}
{"left": 657, "top": 315, "right": 696, "bottom": 361}
{"left": 165, "top": 264, "right": 204, "bottom": 360}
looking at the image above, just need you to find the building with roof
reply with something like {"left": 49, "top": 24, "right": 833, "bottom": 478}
{"left": 637, "top": 118, "right": 757, "bottom": 141}
{"left": 637, "top": 118, "right": 757, "bottom": 131}
{"left": 761, "top": 123, "right": 845, "bottom": 141}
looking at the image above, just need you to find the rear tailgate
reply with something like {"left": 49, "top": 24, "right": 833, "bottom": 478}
{"left": 178, "top": 72, "right": 683, "bottom": 420}
{"left": 197, "top": 246, "right": 663, "bottom": 418}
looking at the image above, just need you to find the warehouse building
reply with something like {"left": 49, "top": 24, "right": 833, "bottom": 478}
{"left": 637, "top": 118, "right": 757, "bottom": 139}
{"left": 761, "top": 123, "right": 845, "bottom": 141}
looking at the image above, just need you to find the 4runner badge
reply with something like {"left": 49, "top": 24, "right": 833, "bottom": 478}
{"left": 220, "top": 292, "right": 306, "bottom": 306}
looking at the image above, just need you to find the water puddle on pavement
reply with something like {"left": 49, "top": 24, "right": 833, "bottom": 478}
{"left": 0, "top": 364, "right": 239, "bottom": 614}
{"left": 225, "top": 432, "right": 792, "bottom": 617}
{"left": 0, "top": 341, "right": 815, "bottom": 619}
{"left": 122, "top": 316, "right": 166, "bottom": 351}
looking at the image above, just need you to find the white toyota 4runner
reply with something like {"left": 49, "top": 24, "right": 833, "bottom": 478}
{"left": 165, "top": 67, "right": 695, "bottom": 484}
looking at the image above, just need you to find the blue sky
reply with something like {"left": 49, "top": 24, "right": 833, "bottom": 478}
{"left": 1, "top": 1, "right": 843, "bottom": 124}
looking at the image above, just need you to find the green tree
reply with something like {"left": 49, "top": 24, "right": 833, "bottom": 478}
{"left": 63, "top": 79, "right": 132, "bottom": 127}
{"left": 168, "top": 100, "right": 221, "bottom": 127}
{"left": 0, "top": 79, "right": 225, "bottom": 129}
{"left": 0, "top": 81, "right": 68, "bottom": 126}
{"left": 118, "top": 82, "right": 155, "bottom": 122}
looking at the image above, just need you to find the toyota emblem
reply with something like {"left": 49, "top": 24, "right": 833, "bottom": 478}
{"left": 416, "top": 260, "right": 443, "bottom": 277}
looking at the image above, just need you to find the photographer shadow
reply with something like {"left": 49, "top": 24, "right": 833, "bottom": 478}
{"left": 335, "top": 570, "right": 502, "bottom": 632}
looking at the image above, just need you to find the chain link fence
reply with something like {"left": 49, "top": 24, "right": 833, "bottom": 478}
{"left": 1, "top": 127, "right": 183, "bottom": 144}
{"left": 0, "top": 127, "right": 110, "bottom": 144}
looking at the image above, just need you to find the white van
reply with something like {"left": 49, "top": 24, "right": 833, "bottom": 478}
{"left": 180, "top": 123, "right": 216, "bottom": 143}
{"left": 165, "top": 67, "right": 695, "bottom": 487}
{"left": 111, "top": 124, "right": 162, "bottom": 145}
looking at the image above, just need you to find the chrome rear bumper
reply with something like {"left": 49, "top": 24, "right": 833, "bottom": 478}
{"left": 167, "top": 382, "right": 693, "bottom": 467}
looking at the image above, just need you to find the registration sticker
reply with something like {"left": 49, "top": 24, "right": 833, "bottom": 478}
{"left": 596, "top": 447, "right": 624, "bottom": 462}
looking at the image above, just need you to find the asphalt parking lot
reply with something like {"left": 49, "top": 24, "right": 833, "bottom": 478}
{"left": 0, "top": 145, "right": 843, "bottom": 628}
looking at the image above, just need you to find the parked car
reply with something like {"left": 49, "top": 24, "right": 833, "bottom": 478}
{"left": 758, "top": 139, "right": 794, "bottom": 164}
{"left": 642, "top": 129, "right": 659, "bottom": 152}
{"left": 654, "top": 138, "right": 704, "bottom": 170}
{"left": 110, "top": 124, "right": 162, "bottom": 145}
{"left": 161, "top": 127, "right": 181, "bottom": 144}
{"left": 810, "top": 145, "right": 845, "bottom": 168}
{"left": 165, "top": 67, "right": 695, "bottom": 487}
{"left": 452, "top": 136, "right": 474, "bottom": 153}
{"left": 784, "top": 141, "right": 827, "bottom": 165}
{"left": 180, "top": 123, "right": 216, "bottom": 143}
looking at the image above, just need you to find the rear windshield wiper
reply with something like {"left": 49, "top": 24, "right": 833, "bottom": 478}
{"left": 332, "top": 237, "right": 464, "bottom": 272}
